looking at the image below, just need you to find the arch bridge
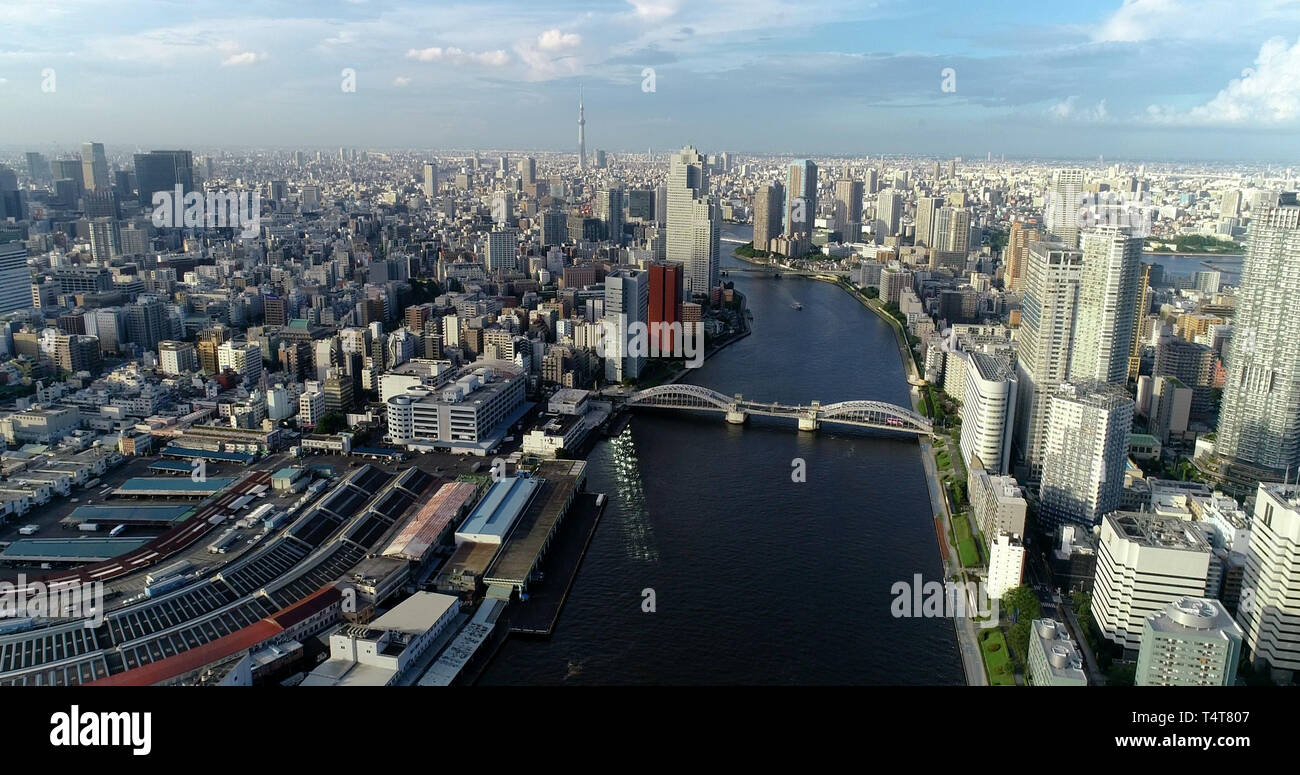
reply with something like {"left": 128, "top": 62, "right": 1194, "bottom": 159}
{"left": 625, "top": 384, "right": 932, "bottom": 435}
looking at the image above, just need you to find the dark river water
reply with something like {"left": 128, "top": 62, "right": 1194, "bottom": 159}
{"left": 479, "top": 234, "right": 963, "bottom": 684}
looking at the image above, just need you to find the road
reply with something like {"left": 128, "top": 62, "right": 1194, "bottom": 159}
{"left": 919, "top": 434, "right": 987, "bottom": 686}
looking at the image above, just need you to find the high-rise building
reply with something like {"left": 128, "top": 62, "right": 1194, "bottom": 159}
{"left": 627, "top": 189, "right": 654, "bottom": 222}
{"left": 752, "top": 182, "right": 785, "bottom": 254}
{"left": 874, "top": 189, "right": 902, "bottom": 240}
{"left": 159, "top": 340, "right": 198, "bottom": 376}
{"left": 1215, "top": 195, "right": 1300, "bottom": 485}
{"left": 423, "top": 162, "right": 438, "bottom": 198}
{"left": 1093, "top": 512, "right": 1213, "bottom": 653}
{"left": 484, "top": 229, "right": 519, "bottom": 274}
{"left": 518, "top": 156, "right": 536, "bottom": 185}
{"left": 133, "top": 150, "right": 194, "bottom": 208}
{"left": 80, "top": 142, "right": 110, "bottom": 192}
{"left": 1220, "top": 190, "right": 1242, "bottom": 220}
{"left": 864, "top": 167, "right": 879, "bottom": 195}
{"left": 126, "top": 296, "right": 170, "bottom": 353}
{"left": 1127, "top": 263, "right": 1153, "bottom": 381}
{"left": 959, "top": 352, "right": 1018, "bottom": 475}
{"left": 1136, "top": 597, "right": 1242, "bottom": 686}
{"left": 1068, "top": 226, "right": 1142, "bottom": 385}
{"left": 1003, "top": 220, "right": 1041, "bottom": 292}
{"left": 541, "top": 210, "right": 568, "bottom": 247}
{"left": 88, "top": 218, "right": 121, "bottom": 262}
{"left": 1013, "top": 241, "right": 1084, "bottom": 478}
{"left": 25, "top": 152, "right": 50, "bottom": 183}
{"left": 218, "top": 340, "right": 263, "bottom": 387}
{"left": 0, "top": 240, "right": 30, "bottom": 315}
{"left": 52, "top": 159, "right": 84, "bottom": 198}
{"left": 784, "top": 160, "right": 817, "bottom": 236}
{"left": 648, "top": 263, "right": 683, "bottom": 353}
{"left": 1044, "top": 168, "right": 1086, "bottom": 247}
{"left": 666, "top": 146, "right": 720, "bottom": 298}
{"left": 1153, "top": 336, "right": 1214, "bottom": 417}
{"left": 1236, "top": 482, "right": 1300, "bottom": 676}
{"left": 596, "top": 188, "right": 623, "bottom": 243}
{"left": 932, "top": 207, "right": 971, "bottom": 253}
{"left": 1038, "top": 382, "right": 1134, "bottom": 529}
{"left": 832, "top": 179, "right": 863, "bottom": 242}
{"left": 603, "top": 269, "right": 649, "bottom": 383}
{"left": 913, "top": 196, "right": 941, "bottom": 249}
{"left": 197, "top": 325, "right": 230, "bottom": 374}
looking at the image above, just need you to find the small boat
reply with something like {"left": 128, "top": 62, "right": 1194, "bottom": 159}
{"left": 791, "top": 302, "right": 803, "bottom": 310}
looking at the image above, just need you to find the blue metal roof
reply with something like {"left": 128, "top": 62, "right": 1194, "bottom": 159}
{"left": 148, "top": 460, "right": 196, "bottom": 472}
{"left": 456, "top": 475, "right": 540, "bottom": 541}
{"left": 115, "top": 477, "right": 234, "bottom": 493}
{"left": 69, "top": 504, "right": 191, "bottom": 523}
{"left": 161, "top": 446, "right": 256, "bottom": 464}
{"left": 352, "top": 446, "right": 403, "bottom": 457}
{"left": 0, "top": 537, "right": 151, "bottom": 561}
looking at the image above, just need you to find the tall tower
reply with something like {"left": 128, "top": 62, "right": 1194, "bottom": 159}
{"left": 1215, "top": 194, "right": 1300, "bottom": 485}
{"left": 666, "top": 146, "right": 720, "bottom": 299}
{"left": 577, "top": 85, "right": 587, "bottom": 171}
{"left": 1069, "top": 225, "right": 1142, "bottom": 386}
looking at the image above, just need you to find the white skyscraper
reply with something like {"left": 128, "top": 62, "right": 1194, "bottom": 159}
{"left": 1044, "top": 168, "right": 1086, "bottom": 247}
{"left": 1093, "top": 512, "right": 1212, "bottom": 653}
{"left": 959, "top": 352, "right": 1018, "bottom": 476}
{"left": 603, "top": 270, "right": 649, "bottom": 383}
{"left": 1013, "top": 241, "right": 1083, "bottom": 479}
{"left": 874, "top": 189, "right": 902, "bottom": 240}
{"left": 1236, "top": 482, "right": 1300, "bottom": 677}
{"left": 932, "top": 206, "right": 971, "bottom": 253}
{"left": 666, "top": 146, "right": 720, "bottom": 299}
{"left": 1216, "top": 195, "right": 1300, "bottom": 483}
{"left": 1037, "top": 382, "right": 1133, "bottom": 529}
{"left": 1069, "top": 225, "right": 1142, "bottom": 385}
{"left": 913, "top": 196, "right": 941, "bottom": 248}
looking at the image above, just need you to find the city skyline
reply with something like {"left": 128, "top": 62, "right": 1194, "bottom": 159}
{"left": 1, "top": 1, "right": 1299, "bottom": 160}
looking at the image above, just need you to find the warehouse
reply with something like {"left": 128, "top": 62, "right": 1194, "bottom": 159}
{"left": 382, "top": 481, "right": 480, "bottom": 564}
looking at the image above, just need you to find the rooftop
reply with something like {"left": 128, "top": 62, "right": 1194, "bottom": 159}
{"left": 1106, "top": 511, "right": 1211, "bottom": 552}
{"left": 455, "top": 474, "right": 541, "bottom": 542}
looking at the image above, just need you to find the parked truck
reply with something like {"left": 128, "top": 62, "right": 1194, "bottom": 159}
{"left": 146, "top": 560, "right": 194, "bottom": 586}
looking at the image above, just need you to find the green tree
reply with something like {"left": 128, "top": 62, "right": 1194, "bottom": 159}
{"left": 314, "top": 412, "right": 348, "bottom": 435}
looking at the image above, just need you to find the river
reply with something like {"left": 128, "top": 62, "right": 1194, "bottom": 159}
{"left": 478, "top": 228, "right": 964, "bottom": 684}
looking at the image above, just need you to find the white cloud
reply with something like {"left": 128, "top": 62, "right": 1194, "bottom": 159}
{"left": 393, "top": 76, "right": 411, "bottom": 87}
{"left": 627, "top": 0, "right": 682, "bottom": 22}
{"left": 216, "top": 40, "right": 265, "bottom": 66}
{"left": 1146, "top": 36, "right": 1300, "bottom": 125}
{"left": 537, "top": 29, "right": 582, "bottom": 51}
{"left": 405, "top": 46, "right": 509, "bottom": 66}
{"left": 1048, "top": 96, "right": 1109, "bottom": 122}
{"left": 1094, "top": 0, "right": 1300, "bottom": 43}
{"left": 221, "top": 51, "right": 264, "bottom": 66}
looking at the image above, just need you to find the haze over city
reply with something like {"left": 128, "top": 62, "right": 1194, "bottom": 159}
{"left": 2, "top": 0, "right": 1300, "bottom": 159}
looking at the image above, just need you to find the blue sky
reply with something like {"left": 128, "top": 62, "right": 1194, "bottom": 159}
{"left": 2, "top": 0, "right": 1299, "bottom": 160}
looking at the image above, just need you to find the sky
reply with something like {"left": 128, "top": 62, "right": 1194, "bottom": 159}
{"left": 2, "top": 0, "right": 1300, "bottom": 160}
